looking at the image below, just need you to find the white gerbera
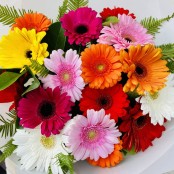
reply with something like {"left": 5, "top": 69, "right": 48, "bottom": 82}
{"left": 13, "top": 128, "right": 70, "bottom": 174}
{"left": 136, "top": 74, "right": 174, "bottom": 125}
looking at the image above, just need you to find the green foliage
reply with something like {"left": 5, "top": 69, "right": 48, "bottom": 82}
{"left": 68, "top": 0, "right": 88, "bottom": 11}
{"left": 0, "top": 139, "right": 16, "bottom": 163}
{"left": 57, "top": 0, "right": 69, "bottom": 21}
{"left": 48, "top": 166, "right": 53, "bottom": 174}
{"left": 55, "top": 153, "right": 74, "bottom": 174}
{"left": 0, "top": 5, "right": 33, "bottom": 26}
{"left": 158, "top": 44, "right": 174, "bottom": 73}
{"left": 140, "top": 12, "right": 174, "bottom": 36}
{"left": 0, "top": 71, "right": 26, "bottom": 90}
{"left": 29, "top": 59, "right": 49, "bottom": 77}
{"left": 0, "top": 110, "right": 17, "bottom": 138}
{"left": 42, "top": 22, "right": 66, "bottom": 53}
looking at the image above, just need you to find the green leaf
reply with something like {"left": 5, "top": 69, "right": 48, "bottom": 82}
{"left": 122, "top": 147, "right": 136, "bottom": 156}
{"left": 140, "top": 12, "right": 174, "bottom": 36}
{"left": 0, "top": 139, "right": 16, "bottom": 163}
{"left": 55, "top": 153, "right": 74, "bottom": 174}
{"left": 0, "top": 110, "right": 17, "bottom": 138}
{"left": 0, "top": 71, "right": 25, "bottom": 90}
{"left": 68, "top": 0, "right": 88, "bottom": 11}
{"left": 0, "top": 5, "right": 33, "bottom": 26}
{"left": 57, "top": 0, "right": 69, "bottom": 21}
{"left": 42, "top": 22, "right": 66, "bottom": 53}
{"left": 103, "top": 16, "right": 119, "bottom": 26}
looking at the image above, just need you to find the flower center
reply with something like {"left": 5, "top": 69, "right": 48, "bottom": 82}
{"left": 150, "top": 92, "right": 159, "bottom": 100}
{"left": 38, "top": 100, "right": 55, "bottom": 119}
{"left": 75, "top": 25, "right": 88, "bottom": 35}
{"left": 62, "top": 72, "right": 70, "bottom": 81}
{"left": 40, "top": 135, "right": 55, "bottom": 149}
{"left": 135, "top": 63, "right": 147, "bottom": 78}
{"left": 87, "top": 130, "right": 97, "bottom": 140}
{"left": 135, "top": 116, "right": 147, "bottom": 129}
{"left": 125, "top": 37, "right": 132, "bottom": 42}
{"left": 97, "top": 64, "right": 105, "bottom": 71}
{"left": 97, "top": 95, "right": 113, "bottom": 110}
{"left": 26, "top": 50, "right": 32, "bottom": 58}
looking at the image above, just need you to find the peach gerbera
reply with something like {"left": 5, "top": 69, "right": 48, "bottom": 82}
{"left": 119, "top": 44, "right": 169, "bottom": 94}
{"left": 87, "top": 140, "right": 123, "bottom": 168}
{"left": 81, "top": 44, "right": 122, "bottom": 89}
{"left": 12, "top": 13, "right": 51, "bottom": 32}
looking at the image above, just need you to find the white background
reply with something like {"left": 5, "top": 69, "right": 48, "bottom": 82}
{"left": 0, "top": 0, "right": 174, "bottom": 174}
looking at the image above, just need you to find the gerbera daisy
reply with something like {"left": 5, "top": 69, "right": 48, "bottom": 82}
{"left": 98, "top": 14, "right": 154, "bottom": 51}
{"left": 60, "top": 7, "right": 102, "bottom": 46}
{"left": 0, "top": 28, "right": 48, "bottom": 69}
{"left": 136, "top": 74, "right": 174, "bottom": 125}
{"left": 12, "top": 13, "right": 51, "bottom": 32}
{"left": 17, "top": 86, "right": 73, "bottom": 137}
{"left": 66, "top": 109, "right": 121, "bottom": 161}
{"left": 41, "top": 49, "right": 85, "bottom": 102}
{"left": 100, "top": 7, "right": 136, "bottom": 20}
{"left": 120, "top": 44, "right": 169, "bottom": 94}
{"left": 13, "top": 128, "right": 70, "bottom": 174}
{"left": 87, "top": 140, "right": 123, "bottom": 168}
{"left": 79, "top": 84, "right": 129, "bottom": 121}
{"left": 119, "top": 103, "right": 165, "bottom": 152}
{"left": 81, "top": 44, "right": 122, "bottom": 89}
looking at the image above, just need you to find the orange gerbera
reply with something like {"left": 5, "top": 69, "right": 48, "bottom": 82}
{"left": 87, "top": 140, "right": 123, "bottom": 168}
{"left": 81, "top": 44, "right": 122, "bottom": 89}
{"left": 12, "top": 13, "right": 51, "bottom": 32}
{"left": 119, "top": 44, "right": 169, "bottom": 94}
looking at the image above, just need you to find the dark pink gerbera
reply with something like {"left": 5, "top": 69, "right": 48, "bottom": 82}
{"left": 17, "top": 87, "right": 73, "bottom": 137}
{"left": 60, "top": 7, "right": 102, "bottom": 46}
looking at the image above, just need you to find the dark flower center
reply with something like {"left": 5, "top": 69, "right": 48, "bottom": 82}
{"left": 97, "top": 95, "right": 113, "bottom": 110}
{"left": 38, "top": 101, "right": 56, "bottom": 119}
{"left": 135, "top": 116, "right": 147, "bottom": 129}
{"left": 125, "top": 37, "right": 132, "bottom": 42}
{"left": 135, "top": 64, "right": 147, "bottom": 78}
{"left": 75, "top": 25, "right": 88, "bottom": 35}
{"left": 26, "top": 50, "right": 32, "bottom": 58}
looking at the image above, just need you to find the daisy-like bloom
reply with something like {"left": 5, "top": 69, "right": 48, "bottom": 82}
{"left": 12, "top": 13, "right": 51, "bottom": 32}
{"left": 60, "top": 7, "right": 102, "bottom": 46}
{"left": 13, "top": 128, "right": 70, "bottom": 174}
{"left": 87, "top": 140, "right": 123, "bottom": 168}
{"left": 100, "top": 7, "right": 136, "bottom": 20}
{"left": 120, "top": 44, "right": 169, "bottom": 94}
{"left": 81, "top": 44, "right": 122, "bottom": 89}
{"left": 98, "top": 14, "right": 154, "bottom": 51}
{"left": 119, "top": 103, "right": 165, "bottom": 152}
{"left": 0, "top": 28, "right": 48, "bottom": 69}
{"left": 79, "top": 84, "right": 129, "bottom": 121}
{"left": 17, "top": 86, "right": 73, "bottom": 137}
{"left": 136, "top": 74, "right": 174, "bottom": 125}
{"left": 41, "top": 49, "right": 85, "bottom": 102}
{"left": 66, "top": 109, "right": 121, "bottom": 161}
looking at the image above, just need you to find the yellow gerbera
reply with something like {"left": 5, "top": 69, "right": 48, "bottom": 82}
{"left": 0, "top": 28, "right": 49, "bottom": 69}
{"left": 119, "top": 44, "right": 169, "bottom": 94}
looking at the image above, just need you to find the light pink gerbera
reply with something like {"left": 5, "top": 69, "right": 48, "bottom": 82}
{"left": 41, "top": 49, "right": 85, "bottom": 102}
{"left": 60, "top": 7, "right": 102, "bottom": 46}
{"left": 98, "top": 14, "right": 154, "bottom": 51}
{"left": 66, "top": 109, "right": 121, "bottom": 161}
{"left": 17, "top": 87, "right": 73, "bottom": 137}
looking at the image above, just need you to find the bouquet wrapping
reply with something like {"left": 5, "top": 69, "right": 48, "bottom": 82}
{"left": 0, "top": 0, "right": 174, "bottom": 174}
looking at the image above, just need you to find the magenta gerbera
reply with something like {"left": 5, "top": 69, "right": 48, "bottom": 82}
{"left": 17, "top": 86, "right": 73, "bottom": 137}
{"left": 66, "top": 109, "right": 121, "bottom": 161}
{"left": 98, "top": 14, "right": 154, "bottom": 51}
{"left": 60, "top": 7, "right": 102, "bottom": 46}
{"left": 41, "top": 49, "right": 85, "bottom": 102}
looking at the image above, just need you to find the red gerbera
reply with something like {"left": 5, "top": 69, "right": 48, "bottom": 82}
{"left": 119, "top": 103, "right": 165, "bottom": 152}
{"left": 79, "top": 84, "right": 129, "bottom": 121}
{"left": 17, "top": 86, "right": 73, "bottom": 137}
{"left": 100, "top": 7, "right": 136, "bottom": 20}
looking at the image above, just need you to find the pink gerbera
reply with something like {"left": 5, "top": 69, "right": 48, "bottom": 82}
{"left": 17, "top": 86, "right": 73, "bottom": 137}
{"left": 60, "top": 7, "right": 102, "bottom": 46}
{"left": 98, "top": 14, "right": 154, "bottom": 51}
{"left": 41, "top": 49, "right": 85, "bottom": 102}
{"left": 67, "top": 109, "right": 121, "bottom": 161}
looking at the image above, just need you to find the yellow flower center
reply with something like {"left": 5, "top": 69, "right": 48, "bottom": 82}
{"left": 40, "top": 135, "right": 55, "bottom": 149}
{"left": 97, "top": 64, "right": 105, "bottom": 72}
{"left": 87, "top": 130, "right": 97, "bottom": 140}
{"left": 63, "top": 73, "right": 70, "bottom": 81}
{"left": 150, "top": 92, "right": 159, "bottom": 100}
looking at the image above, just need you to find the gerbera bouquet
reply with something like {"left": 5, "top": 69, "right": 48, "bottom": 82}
{"left": 0, "top": 1, "right": 174, "bottom": 174}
